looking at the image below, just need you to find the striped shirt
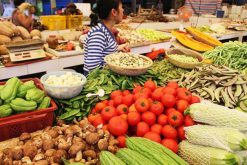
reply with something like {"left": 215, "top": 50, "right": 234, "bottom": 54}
{"left": 184, "top": 0, "right": 222, "bottom": 14}
{"left": 84, "top": 22, "right": 118, "bottom": 73}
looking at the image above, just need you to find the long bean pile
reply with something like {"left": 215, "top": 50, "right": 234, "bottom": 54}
{"left": 203, "top": 41, "right": 247, "bottom": 71}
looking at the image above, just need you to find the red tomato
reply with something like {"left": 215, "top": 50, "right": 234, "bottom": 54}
{"left": 161, "top": 94, "right": 176, "bottom": 108}
{"left": 167, "top": 111, "right": 184, "bottom": 127}
{"left": 144, "top": 80, "right": 157, "bottom": 91}
{"left": 177, "top": 126, "right": 186, "bottom": 140}
{"left": 144, "top": 132, "right": 161, "bottom": 143}
{"left": 177, "top": 88, "right": 192, "bottom": 103}
{"left": 165, "top": 108, "right": 176, "bottom": 115}
{"left": 108, "top": 100, "right": 115, "bottom": 107}
{"left": 122, "top": 94, "right": 134, "bottom": 106}
{"left": 127, "top": 112, "right": 141, "bottom": 126}
{"left": 139, "top": 87, "right": 152, "bottom": 97}
{"left": 191, "top": 95, "right": 200, "bottom": 104}
{"left": 88, "top": 113, "right": 99, "bottom": 124}
{"left": 95, "top": 102, "right": 107, "bottom": 113}
{"left": 91, "top": 108, "right": 97, "bottom": 114}
{"left": 133, "top": 92, "right": 148, "bottom": 101}
{"left": 162, "top": 125, "right": 177, "bottom": 139}
{"left": 136, "top": 122, "right": 150, "bottom": 137}
{"left": 117, "top": 136, "right": 126, "bottom": 148}
{"left": 184, "top": 115, "right": 195, "bottom": 126}
{"left": 151, "top": 124, "right": 162, "bottom": 135}
{"left": 176, "top": 100, "right": 189, "bottom": 113}
{"left": 93, "top": 115, "right": 105, "bottom": 127}
{"left": 157, "top": 114, "right": 168, "bottom": 126}
{"left": 102, "top": 124, "right": 108, "bottom": 131}
{"left": 150, "top": 101, "right": 164, "bottom": 116}
{"left": 129, "top": 104, "right": 137, "bottom": 112}
{"left": 101, "top": 106, "right": 117, "bottom": 121}
{"left": 122, "top": 90, "right": 131, "bottom": 96}
{"left": 141, "top": 111, "right": 156, "bottom": 126}
{"left": 108, "top": 116, "right": 128, "bottom": 136}
{"left": 133, "top": 85, "right": 142, "bottom": 94}
{"left": 102, "top": 100, "right": 108, "bottom": 105}
{"left": 113, "top": 95, "right": 123, "bottom": 107}
{"left": 117, "top": 104, "right": 128, "bottom": 115}
{"left": 167, "top": 81, "right": 179, "bottom": 89}
{"left": 162, "top": 87, "right": 176, "bottom": 96}
{"left": 120, "top": 114, "right": 127, "bottom": 120}
{"left": 135, "top": 98, "right": 150, "bottom": 113}
{"left": 110, "top": 90, "right": 123, "bottom": 99}
{"left": 161, "top": 139, "right": 178, "bottom": 153}
{"left": 151, "top": 88, "right": 164, "bottom": 101}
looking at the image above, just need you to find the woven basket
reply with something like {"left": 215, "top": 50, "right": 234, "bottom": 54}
{"left": 104, "top": 53, "right": 153, "bottom": 76}
{"left": 166, "top": 48, "right": 204, "bottom": 69}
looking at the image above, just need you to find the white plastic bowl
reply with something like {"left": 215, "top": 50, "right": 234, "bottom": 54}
{"left": 40, "top": 71, "right": 87, "bottom": 99}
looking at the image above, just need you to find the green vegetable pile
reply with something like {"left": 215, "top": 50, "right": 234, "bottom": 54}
{"left": 203, "top": 41, "right": 247, "bottom": 71}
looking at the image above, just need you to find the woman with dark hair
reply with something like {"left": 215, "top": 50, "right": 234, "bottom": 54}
{"left": 83, "top": 0, "right": 129, "bottom": 75}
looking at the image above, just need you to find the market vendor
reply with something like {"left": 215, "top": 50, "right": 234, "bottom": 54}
{"left": 12, "top": 1, "right": 35, "bottom": 30}
{"left": 83, "top": 0, "right": 129, "bottom": 76}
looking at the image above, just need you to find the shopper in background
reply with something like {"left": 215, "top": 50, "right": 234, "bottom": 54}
{"left": 184, "top": 0, "right": 222, "bottom": 15}
{"left": 84, "top": 0, "right": 129, "bottom": 75}
{"left": 12, "top": 1, "right": 35, "bottom": 30}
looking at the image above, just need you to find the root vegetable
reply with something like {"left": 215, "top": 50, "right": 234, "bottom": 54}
{"left": 86, "top": 133, "right": 99, "bottom": 145}
{"left": 83, "top": 150, "right": 96, "bottom": 159}
{"left": 12, "top": 147, "right": 23, "bottom": 160}
{"left": 42, "top": 139, "right": 54, "bottom": 151}
{"left": 69, "top": 142, "right": 86, "bottom": 157}
{"left": 33, "top": 153, "right": 45, "bottom": 161}
{"left": 97, "top": 139, "right": 108, "bottom": 151}
{"left": 19, "top": 133, "right": 31, "bottom": 141}
{"left": 34, "top": 160, "right": 49, "bottom": 165}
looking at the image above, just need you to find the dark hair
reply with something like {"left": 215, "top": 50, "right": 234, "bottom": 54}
{"left": 90, "top": 0, "right": 122, "bottom": 27}
{"left": 14, "top": 0, "right": 25, "bottom": 8}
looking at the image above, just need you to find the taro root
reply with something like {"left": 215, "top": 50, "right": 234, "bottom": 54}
{"left": 85, "top": 133, "right": 99, "bottom": 145}
{"left": 97, "top": 139, "right": 108, "bottom": 151}
{"left": 12, "top": 147, "right": 23, "bottom": 160}
{"left": 83, "top": 150, "right": 96, "bottom": 159}
{"left": 19, "top": 133, "right": 31, "bottom": 141}
{"left": 69, "top": 142, "right": 86, "bottom": 157}
{"left": 42, "top": 139, "right": 54, "bottom": 151}
{"left": 34, "top": 160, "right": 49, "bottom": 165}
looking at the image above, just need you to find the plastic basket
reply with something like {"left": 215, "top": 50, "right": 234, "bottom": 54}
{"left": 40, "top": 15, "right": 66, "bottom": 30}
{"left": 0, "top": 78, "right": 57, "bottom": 141}
{"left": 66, "top": 15, "right": 83, "bottom": 29}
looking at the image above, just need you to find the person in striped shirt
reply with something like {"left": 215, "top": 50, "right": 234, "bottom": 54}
{"left": 184, "top": 0, "right": 222, "bottom": 15}
{"left": 84, "top": 0, "right": 129, "bottom": 75}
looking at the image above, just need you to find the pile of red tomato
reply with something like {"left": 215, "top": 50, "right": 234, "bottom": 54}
{"left": 88, "top": 80, "right": 200, "bottom": 153}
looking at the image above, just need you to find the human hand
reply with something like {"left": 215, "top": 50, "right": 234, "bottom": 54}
{"left": 118, "top": 43, "right": 130, "bottom": 52}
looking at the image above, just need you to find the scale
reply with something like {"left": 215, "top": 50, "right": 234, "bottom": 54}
{"left": 5, "top": 39, "right": 46, "bottom": 62}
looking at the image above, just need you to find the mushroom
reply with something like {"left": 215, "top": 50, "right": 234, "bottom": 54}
{"left": 109, "top": 139, "right": 119, "bottom": 146}
{"left": 72, "top": 136, "right": 83, "bottom": 144}
{"left": 97, "top": 139, "right": 108, "bottom": 151}
{"left": 53, "top": 150, "right": 67, "bottom": 163}
{"left": 97, "top": 129, "right": 104, "bottom": 138}
{"left": 3, "top": 148, "right": 13, "bottom": 159}
{"left": 32, "top": 138, "right": 43, "bottom": 149}
{"left": 57, "top": 138, "right": 70, "bottom": 150}
{"left": 23, "top": 143, "right": 37, "bottom": 160}
{"left": 85, "top": 133, "right": 99, "bottom": 145}
{"left": 42, "top": 139, "right": 54, "bottom": 151}
{"left": 19, "top": 133, "right": 31, "bottom": 141}
{"left": 44, "top": 149, "right": 56, "bottom": 157}
{"left": 79, "top": 119, "right": 89, "bottom": 129}
{"left": 13, "top": 160, "right": 22, "bottom": 165}
{"left": 75, "top": 151, "right": 82, "bottom": 162}
{"left": 46, "top": 128, "right": 59, "bottom": 138}
{"left": 21, "top": 156, "right": 32, "bottom": 164}
{"left": 12, "top": 147, "right": 23, "bottom": 160}
{"left": 33, "top": 160, "right": 49, "bottom": 165}
{"left": 86, "top": 125, "right": 96, "bottom": 133}
{"left": 69, "top": 142, "right": 86, "bottom": 157}
{"left": 83, "top": 150, "right": 96, "bottom": 159}
{"left": 3, "top": 157, "right": 13, "bottom": 165}
{"left": 108, "top": 146, "right": 118, "bottom": 153}
{"left": 33, "top": 153, "right": 45, "bottom": 161}
{"left": 56, "top": 117, "right": 65, "bottom": 127}
{"left": 41, "top": 132, "right": 52, "bottom": 140}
